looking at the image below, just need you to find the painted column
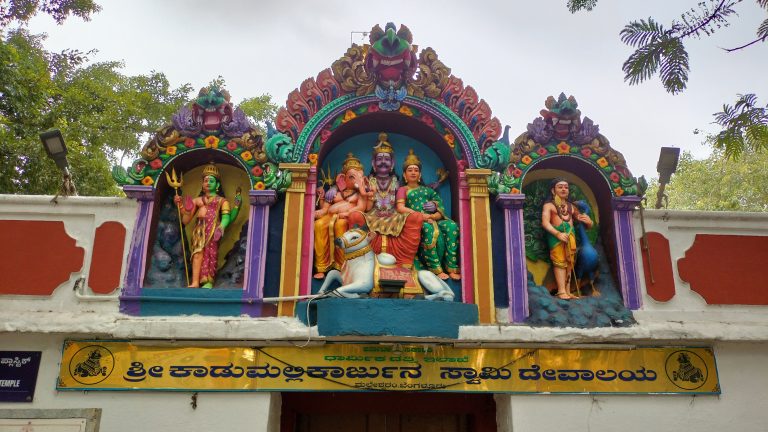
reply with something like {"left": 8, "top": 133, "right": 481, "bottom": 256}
{"left": 299, "top": 166, "right": 318, "bottom": 297}
{"left": 241, "top": 189, "right": 277, "bottom": 317}
{"left": 612, "top": 196, "right": 643, "bottom": 309}
{"left": 495, "top": 193, "right": 529, "bottom": 323}
{"left": 277, "top": 163, "right": 310, "bottom": 317}
{"left": 457, "top": 166, "right": 474, "bottom": 304}
{"left": 120, "top": 185, "right": 155, "bottom": 315}
{"left": 465, "top": 168, "right": 496, "bottom": 324}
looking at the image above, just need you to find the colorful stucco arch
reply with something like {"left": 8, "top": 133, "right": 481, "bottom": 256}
{"left": 291, "top": 94, "right": 483, "bottom": 167}
{"left": 488, "top": 93, "right": 644, "bottom": 198}
{"left": 270, "top": 23, "right": 511, "bottom": 323}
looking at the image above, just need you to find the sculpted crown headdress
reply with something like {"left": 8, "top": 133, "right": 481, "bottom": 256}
{"left": 202, "top": 162, "right": 220, "bottom": 180}
{"left": 402, "top": 149, "right": 421, "bottom": 171}
{"left": 342, "top": 153, "right": 364, "bottom": 174}
{"left": 373, "top": 132, "right": 394, "bottom": 155}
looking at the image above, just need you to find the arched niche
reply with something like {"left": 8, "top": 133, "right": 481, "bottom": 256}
{"left": 143, "top": 151, "right": 251, "bottom": 289}
{"left": 316, "top": 111, "right": 462, "bottom": 217}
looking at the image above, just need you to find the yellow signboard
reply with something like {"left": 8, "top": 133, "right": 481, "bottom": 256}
{"left": 57, "top": 341, "right": 719, "bottom": 394}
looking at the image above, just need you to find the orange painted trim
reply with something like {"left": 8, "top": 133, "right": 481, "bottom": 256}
{"left": 278, "top": 163, "right": 310, "bottom": 316}
{"left": 0, "top": 220, "right": 84, "bottom": 295}
{"left": 88, "top": 221, "right": 126, "bottom": 295}
{"left": 678, "top": 234, "right": 768, "bottom": 305}
{"left": 278, "top": 193, "right": 304, "bottom": 316}
{"left": 641, "top": 232, "right": 675, "bottom": 302}
{"left": 471, "top": 199, "right": 495, "bottom": 323}
{"left": 466, "top": 168, "right": 495, "bottom": 324}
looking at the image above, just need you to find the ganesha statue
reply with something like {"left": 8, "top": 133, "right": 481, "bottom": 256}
{"left": 313, "top": 153, "right": 369, "bottom": 278}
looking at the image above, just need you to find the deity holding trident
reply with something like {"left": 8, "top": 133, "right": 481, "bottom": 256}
{"left": 172, "top": 163, "right": 242, "bottom": 288}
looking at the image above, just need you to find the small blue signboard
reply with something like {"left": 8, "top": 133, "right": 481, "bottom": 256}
{"left": 0, "top": 351, "right": 42, "bottom": 402}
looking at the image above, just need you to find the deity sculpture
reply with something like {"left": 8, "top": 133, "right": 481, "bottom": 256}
{"left": 395, "top": 149, "right": 460, "bottom": 280}
{"left": 345, "top": 133, "right": 423, "bottom": 267}
{"left": 540, "top": 178, "right": 592, "bottom": 300}
{"left": 173, "top": 163, "right": 242, "bottom": 288}
{"left": 313, "top": 153, "right": 369, "bottom": 278}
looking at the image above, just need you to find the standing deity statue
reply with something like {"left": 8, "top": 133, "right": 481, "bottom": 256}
{"left": 395, "top": 149, "right": 460, "bottom": 280}
{"left": 174, "top": 163, "right": 242, "bottom": 288}
{"left": 541, "top": 178, "right": 592, "bottom": 300}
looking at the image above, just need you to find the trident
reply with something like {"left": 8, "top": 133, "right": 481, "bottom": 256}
{"left": 165, "top": 168, "right": 190, "bottom": 287}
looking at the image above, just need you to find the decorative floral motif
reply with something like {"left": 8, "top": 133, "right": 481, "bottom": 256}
{"left": 255, "top": 181, "right": 266, "bottom": 190}
{"left": 184, "top": 138, "right": 196, "bottom": 148}
{"left": 614, "top": 187, "right": 624, "bottom": 196}
{"left": 580, "top": 147, "right": 592, "bottom": 158}
{"left": 536, "top": 147, "right": 548, "bottom": 156}
{"left": 399, "top": 105, "right": 413, "bottom": 116}
{"left": 557, "top": 142, "right": 570, "bottom": 154}
{"left": 368, "top": 103, "right": 380, "bottom": 113}
{"left": 241, "top": 151, "right": 253, "bottom": 161}
{"left": 141, "top": 176, "right": 154, "bottom": 186}
{"left": 166, "top": 146, "right": 177, "bottom": 156}
{"left": 510, "top": 188, "right": 521, "bottom": 194}
{"left": 610, "top": 172, "right": 620, "bottom": 183}
{"left": 512, "top": 168, "right": 523, "bottom": 178}
{"left": 204, "top": 135, "right": 220, "bottom": 148}
{"left": 444, "top": 133, "right": 455, "bottom": 148}
{"left": 420, "top": 114, "right": 434, "bottom": 127}
{"left": 149, "top": 159, "right": 162, "bottom": 170}
{"left": 251, "top": 165, "right": 264, "bottom": 177}
{"left": 521, "top": 155, "right": 532, "bottom": 165}
{"left": 320, "top": 129, "right": 332, "bottom": 143}
{"left": 226, "top": 141, "right": 238, "bottom": 151}
{"left": 308, "top": 153, "right": 319, "bottom": 166}
{"left": 342, "top": 110, "right": 356, "bottom": 123}
{"left": 596, "top": 157, "right": 609, "bottom": 168}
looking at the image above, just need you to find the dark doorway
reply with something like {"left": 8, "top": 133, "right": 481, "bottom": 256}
{"left": 281, "top": 392, "right": 496, "bottom": 432}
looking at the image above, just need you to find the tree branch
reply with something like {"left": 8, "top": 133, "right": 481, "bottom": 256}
{"left": 722, "top": 35, "right": 768, "bottom": 52}
{"left": 676, "top": 0, "right": 731, "bottom": 39}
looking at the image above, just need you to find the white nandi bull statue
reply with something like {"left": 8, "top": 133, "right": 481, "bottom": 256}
{"left": 318, "top": 228, "right": 455, "bottom": 301}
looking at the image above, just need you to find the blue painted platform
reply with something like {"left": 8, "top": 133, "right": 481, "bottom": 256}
{"left": 296, "top": 298, "right": 479, "bottom": 339}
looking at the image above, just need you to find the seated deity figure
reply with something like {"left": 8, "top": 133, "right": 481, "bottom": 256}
{"left": 174, "top": 163, "right": 242, "bottom": 288}
{"left": 344, "top": 133, "right": 423, "bottom": 267}
{"left": 313, "top": 153, "right": 369, "bottom": 278}
{"left": 541, "top": 178, "right": 593, "bottom": 299}
{"left": 395, "top": 149, "right": 460, "bottom": 280}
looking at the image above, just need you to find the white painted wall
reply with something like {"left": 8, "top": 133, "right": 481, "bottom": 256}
{"left": 0, "top": 334, "right": 278, "bottom": 432}
{"left": 504, "top": 341, "right": 768, "bottom": 432}
{"left": 633, "top": 209, "right": 768, "bottom": 323}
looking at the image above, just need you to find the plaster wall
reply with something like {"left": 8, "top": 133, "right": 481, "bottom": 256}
{"left": 503, "top": 341, "right": 767, "bottom": 432}
{"left": 0, "top": 333, "right": 279, "bottom": 432}
{"left": 0, "top": 195, "right": 135, "bottom": 314}
{"left": 633, "top": 209, "right": 768, "bottom": 323}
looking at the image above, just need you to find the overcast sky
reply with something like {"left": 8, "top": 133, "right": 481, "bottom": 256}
{"left": 26, "top": 0, "right": 768, "bottom": 179}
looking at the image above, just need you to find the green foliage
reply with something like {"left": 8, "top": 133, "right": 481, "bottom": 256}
{"left": 239, "top": 94, "right": 278, "bottom": 128}
{"left": 570, "top": 1, "right": 768, "bottom": 158}
{"left": 646, "top": 148, "right": 768, "bottom": 211}
{"left": 567, "top": 0, "right": 597, "bottom": 13}
{"left": 0, "top": 29, "right": 192, "bottom": 195}
{"left": 713, "top": 94, "right": 768, "bottom": 159}
{"left": 620, "top": 19, "right": 689, "bottom": 94}
{"left": 0, "top": 0, "right": 101, "bottom": 27}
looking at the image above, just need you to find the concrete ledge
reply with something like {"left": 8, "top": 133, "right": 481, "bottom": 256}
{"left": 5, "top": 311, "right": 768, "bottom": 342}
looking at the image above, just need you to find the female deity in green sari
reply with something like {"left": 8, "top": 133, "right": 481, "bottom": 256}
{"left": 395, "top": 149, "right": 460, "bottom": 280}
